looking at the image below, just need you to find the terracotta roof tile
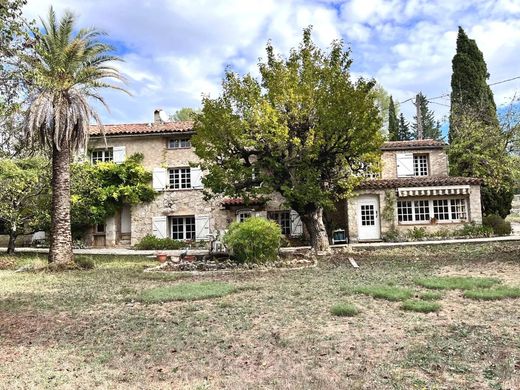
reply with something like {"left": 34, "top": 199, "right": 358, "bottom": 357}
{"left": 90, "top": 121, "right": 194, "bottom": 136}
{"left": 381, "top": 139, "right": 446, "bottom": 151}
{"left": 357, "top": 176, "right": 482, "bottom": 190}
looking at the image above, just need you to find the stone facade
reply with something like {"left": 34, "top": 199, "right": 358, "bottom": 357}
{"left": 380, "top": 148, "right": 448, "bottom": 179}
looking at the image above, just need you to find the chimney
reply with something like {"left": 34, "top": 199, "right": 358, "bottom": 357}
{"left": 154, "top": 109, "right": 168, "bottom": 124}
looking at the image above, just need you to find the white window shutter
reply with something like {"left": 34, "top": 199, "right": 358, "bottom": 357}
{"left": 113, "top": 146, "right": 126, "bottom": 164}
{"left": 290, "top": 210, "right": 303, "bottom": 236}
{"left": 195, "top": 215, "right": 210, "bottom": 240}
{"left": 396, "top": 153, "right": 414, "bottom": 177}
{"left": 152, "top": 216, "right": 167, "bottom": 238}
{"left": 152, "top": 167, "right": 167, "bottom": 191}
{"left": 191, "top": 167, "right": 203, "bottom": 189}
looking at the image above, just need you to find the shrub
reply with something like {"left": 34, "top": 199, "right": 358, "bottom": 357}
{"left": 223, "top": 217, "right": 282, "bottom": 264}
{"left": 134, "top": 234, "right": 184, "bottom": 250}
{"left": 354, "top": 285, "right": 413, "bottom": 301}
{"left": 406, "top": 227, "right": 427, "bottom": 241}
{"left": 483, "top": 214, "right": 512, "bottom": 236}
{"left": 331, "top": 303, "right": 359, "bottom": 317}
{"left": 383, "top": 226, "right": 400, "bottom": 242}
{"left": 454, "top": 223, "right": 493, "bottom": 238}
{"left": 401, "top": 300, "right": 441, "bottom": 313}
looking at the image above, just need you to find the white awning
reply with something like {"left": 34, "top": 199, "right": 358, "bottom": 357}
{"left": 397, "top": 185, "right": 470, "bottom": 197}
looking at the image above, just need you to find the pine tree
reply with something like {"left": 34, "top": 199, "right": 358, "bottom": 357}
{"left": 398, "top": 113, "right": 412, "bottom": 141}
{"left": 449, "top": 26, "right": 498, "bottom": 141}
{"left": 387, "top": 96, "right": 399, "bottom": 141}
{"left": 412, "top": 93, "right": 442, "bottom": 140}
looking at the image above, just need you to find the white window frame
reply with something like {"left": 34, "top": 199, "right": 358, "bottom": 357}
{"left": 236, "top": 210, "right": 252, "bottom": 223}
{"left": 413, "top": 154, "right": 429, "bottom": 176}
{"left": 397, "top": 198, "right": 468, "bottom": 224}
{"left": 91, "top": 148, "right": 113, "bottom": 164}
{"left": 170, "top": 216, "right": 196, "bottom": 241}
{"left": 169, "top": 167, "right": 191, "bottom": 189}
{"left": 168, "top": 138, "right": 191, "bottom": 149}
{"left": 267, "top": 210, "right": 291, "bottom": 235}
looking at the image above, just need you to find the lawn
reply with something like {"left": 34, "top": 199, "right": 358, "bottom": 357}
{"left": 0, "top": 242, "right": 519, "bottom": 389}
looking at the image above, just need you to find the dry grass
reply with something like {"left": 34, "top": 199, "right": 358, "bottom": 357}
{"left": 0, "top": 243, "right": 519, "bottom": 389}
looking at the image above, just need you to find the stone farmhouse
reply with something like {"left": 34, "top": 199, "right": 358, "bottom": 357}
{"left": 85, "top": 110, "right": 482, "bottom": 247}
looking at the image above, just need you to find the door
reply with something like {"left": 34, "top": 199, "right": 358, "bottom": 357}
{"left": 357, "top": 196, "right": 381, "bottom": 241}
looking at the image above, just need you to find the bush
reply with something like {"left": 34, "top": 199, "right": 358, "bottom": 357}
{"left": 223, "top": 217, "right": 282, "bottom": 264}
{"left": 483, "top": 214, "right": 512, "bottom": 236}
{"left": 406, "top": 227, "right": 427, "bottom": 241}
{"left": 454, "top": 222, "right": 493, "bottom": 238}
{"left": 134, "top": 234, "right": 184, "bottom": 250}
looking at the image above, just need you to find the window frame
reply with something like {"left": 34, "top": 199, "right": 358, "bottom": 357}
{"left": 91, "top": 148, "right": 113, "bottom": 164}
{"left": 170, "top": 216, "right": 196, "bottom": 241}
{"left": 267, "top": 210, "right": 291, "bottom": 235}
{"left": 236, "top": 210, "right": 253, "bottom": 223}
{"left": 397, "top": 198, "right": 468, "bottom": 224}
{"left": 168, "top": 138, "right": 192, "bottom": 149}
{"left": 413, "top": 154, "right": 429, "bottom": 177}
{"left": 168, "top": 167, "right": 192, "bottom": 190}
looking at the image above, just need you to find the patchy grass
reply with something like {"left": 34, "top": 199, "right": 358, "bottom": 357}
{"left": 418, "top": 291, "right": 443, "bottom": 301}
{"left": 463, "top": 286, "right": 520, "bottom": 300}
{"left": 401, "top": 300, "right": 441, "bottom": 313}
{"left": 354, "top": 285, "right": 413, "bottom": 301}
{"left": 330, "top": 303, "right": 359, "bottom": 317}
{"left": 1, "top": 242, "right": 520, "bottom": 389}
{"left": 415, "top": 276, "right": 501, "bottom": 290}
{"left": 137, "top": 281, "right": 236, "bottom": 303}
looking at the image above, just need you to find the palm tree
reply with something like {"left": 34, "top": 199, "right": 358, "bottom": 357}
{"left": 25, "top": 8, "right": 126, "bottom": 266}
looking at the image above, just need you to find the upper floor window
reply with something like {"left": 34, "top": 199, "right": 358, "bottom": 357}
{"left": 413, "top": 154, "right": 429, "bottom": 176}
{"left": 91, "top": 148, "right": 113, "bottom": 164}
{"left": 169, "top": 167, "right": 191, "bottom": 189}
{"left": 168, "top": 138, "right": 191, "bottom": 149}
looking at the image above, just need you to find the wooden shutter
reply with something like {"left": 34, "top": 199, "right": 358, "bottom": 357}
{"left": 191, "top": 167, "right": 203, "bottom": 189}
{"left": 396, "top": 153, "right": 414, "bottom": 177}
{"left": 152, "top": 216, "right": 167, "bottom": 238}
{"left": 290, "top": 210, "right": 303, "bottom": 236}
{"left": 152, "top": 167, "right": 167, "bottom": 191}
{"left": 113, "top": 146, "right": 126, "bottom": 163}
{"left": 195, "top": 215, "right": 210, "bottom": 240}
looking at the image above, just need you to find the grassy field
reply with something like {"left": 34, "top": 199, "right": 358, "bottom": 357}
{"left": 1, "top": 242, "right": 519, "bottom": 389}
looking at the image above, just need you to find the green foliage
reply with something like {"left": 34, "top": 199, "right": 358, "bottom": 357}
{"left": 74, "top": 257, "right": 95, "bottom": 270}
{"left": 412, "top": 93, "right": 442, "bottom": 140}
{"left": 170, "top": 107, "right": 200, "bottom": 121}
{"left": 71, "top": 153, "right": 155, "bottom": 233}
{"left": 192, "top": 28, "right": 383, "bottom": 248}
{"left": 354, "top": 285, "right": 413, "bottom": 301}
{"left": 134, "top": 235, "right": 184, "bottom": 250}
{"left": 330, "top": 303, "right": 359, "bottom": 317}
{"left": 223, "top": 217, "right": 282, "bottom": 264}
{"left": 463, "top": 286, "right": 520, "bottom": 300}
{"left": 406, "top": 227, "right": 427, "bottom": 241}
{"left": 418, "top": 291, "right": 443, "bottom": 301}
{"left": 453, "top": 222, "right": 493, "bottom": 238}
{"left": 482, "top": 214, "right": 512, "bottom": 236}
{"left": 415, "top": 276, "right": 500, "bottom": 290}
{"left": 401, "top": 300, "right": 441, "bottom": 313}
{"left": 137, "top": 282, "right": 236, "bottom": 303}
{"left": 388, "top": 96, "right": 399, "bottom": 141}
{"left": 397, "top": 113, "right": 413, "bottom": 141}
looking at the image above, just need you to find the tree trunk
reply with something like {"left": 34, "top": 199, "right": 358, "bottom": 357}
{"left": 300, "top": 207, "right": 331, "bottom": 253}
{"left": 48, "top": 145, "right": 74, "bottom": 266}
{"left": 7, "top": 232, "right": 16, "bottom": 255}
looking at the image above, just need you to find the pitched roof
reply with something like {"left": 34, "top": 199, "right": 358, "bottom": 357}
{"left": 90, "top": 121, "right": 194, "bottom": 136}
{"left": 381, "top": 139, "right": 446, "bottom": 151}
{"left": 357, "top": 176, "right": 482, "bottom": 190}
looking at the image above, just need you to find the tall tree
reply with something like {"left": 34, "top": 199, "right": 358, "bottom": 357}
{"left": 397, "top": 113, "right": 413, "bottom": 141}
{"left": 192, "top": 28, "right": 383, "bottom": 252}
{"left": 449, "top": 26, "right": 498, "bottom": 142}
{"left": 387, "top": 96, "right": 399, "bottom": 141}
{"left": 412, "top": 93, "right": 442, "bottom": 140}
{"left": 169, "top": 107, "right": 200, "bottom": 121}
{"left": 24, "top": 8, "right": 126, "bottom": 267}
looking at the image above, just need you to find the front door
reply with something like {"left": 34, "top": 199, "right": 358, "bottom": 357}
{"left": 358, "top": 196, "right": 381, "bottom": 241}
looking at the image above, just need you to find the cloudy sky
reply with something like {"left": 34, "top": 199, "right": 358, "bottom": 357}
{"left": 24, "top": 0, "right": 520, "bottom": 125}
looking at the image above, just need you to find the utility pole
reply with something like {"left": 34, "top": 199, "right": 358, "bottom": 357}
{"left": 414, "top": 93, "right": 423, "bottom": 140}
{"left": 414, "top": 93, "right": 423, "bottom": 139}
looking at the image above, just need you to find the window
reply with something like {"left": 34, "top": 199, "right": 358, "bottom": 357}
{"left": 95, "top": 223, "right": 105, "bottom": 234}
{"left": 397, "top": 200, "right": 413, "bottom": 222}
{"left": 433, "top": 199, "right": 450, "bottom": 220}
{"left": 168, "top": 138, "right": 191, "bottom": 149}
{"left": 360, "top": 204, "right": 376, "bottom": 226}
{"left": 237, "top": 210, "right": 252, "bottom": 223}
{"left": 91, "top": 148, "right": 113, "bottom": 164}
{"left": 413, "top": 154, "right": 429, "bottom": 176}
{"left": 171, "top": 216, "right": 195, "bottom": 240}
{"left": 268, "top": 211, "right": 291, "bottom": 235}
{"left": 398, "top": 198, "right": 468, "bottom": 223}
{"left": 169, "top": 168, "right": 191, "bottom": 189}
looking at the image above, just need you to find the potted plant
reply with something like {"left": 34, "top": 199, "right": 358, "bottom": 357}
{"left": 156, "top": 251, "right": 168, "bottom": 263}
{"left": 430, "top": 217, "right": 438, "bottom": 225}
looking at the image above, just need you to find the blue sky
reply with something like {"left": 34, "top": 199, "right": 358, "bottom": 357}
{"left": 24, "top": 0, "right": 520, "bottom": 126}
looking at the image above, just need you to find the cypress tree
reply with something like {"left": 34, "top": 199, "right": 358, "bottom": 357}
{"left": 398, "top": 113, "right": 412, "bottom": 141}
{"left": 387, "top": 96, "right": 399, "bottom": 141}
{"left": 449, "top": 26, "right": 498, "bottom": 141}
{"left": 412, "top": 93, "right": 442, "bottom": 140}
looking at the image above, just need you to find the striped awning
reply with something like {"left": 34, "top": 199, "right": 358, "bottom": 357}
{"left": 397, "top": 185, "right": 471, "bottom": 197}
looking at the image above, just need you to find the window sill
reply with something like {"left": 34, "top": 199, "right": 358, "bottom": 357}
{"left": 398, "top": 220, "right": 467, "bottom": 225}
{"left": 166, "top": 147, "right": 192, "bottom": 150}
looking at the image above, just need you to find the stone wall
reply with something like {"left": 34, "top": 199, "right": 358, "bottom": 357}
{"left": 381, "top": 148, "right": 448, "bottom": 179}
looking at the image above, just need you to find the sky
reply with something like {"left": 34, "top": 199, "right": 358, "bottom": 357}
{"left": 23, "top": 0, "right": 520, "bottom": 126}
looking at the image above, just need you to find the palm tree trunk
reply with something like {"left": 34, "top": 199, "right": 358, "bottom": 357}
{"left": 48, "top": 145, "right": 74, "bottom": 266}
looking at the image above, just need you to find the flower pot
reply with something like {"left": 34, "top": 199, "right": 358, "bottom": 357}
{"left": 157, "top": 254, "right": 168, "bottom": 263}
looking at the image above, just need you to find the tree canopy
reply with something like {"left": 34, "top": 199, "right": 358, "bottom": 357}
{"left": 170, "top": 107, "right": 200, "bottom": 121}
{"left": 192, "top": 28, "right": 383, "bottom": 251}
{"left": 412, "top": 93, "right": 442, "bottom": 140}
